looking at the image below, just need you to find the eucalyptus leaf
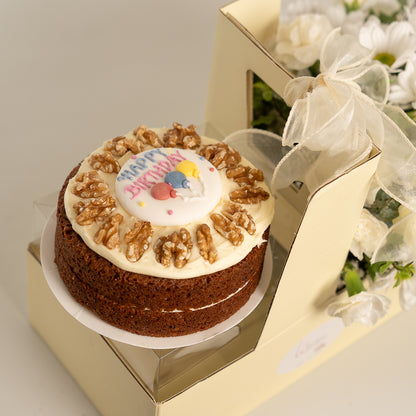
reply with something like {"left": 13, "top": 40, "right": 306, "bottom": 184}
{"left": 368, "top": 189, "right": 400, "bottom": 225}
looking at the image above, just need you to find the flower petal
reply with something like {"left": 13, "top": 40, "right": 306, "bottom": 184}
{"left": 399, "top": 277, "right": 416, "bottom": 311}
{"left": 327, "top": 292, "right": 391, "bottom": 326}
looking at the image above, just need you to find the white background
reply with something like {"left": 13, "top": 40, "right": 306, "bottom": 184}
{"left": 2, "top": 0, "right": 416, "bottom": 415}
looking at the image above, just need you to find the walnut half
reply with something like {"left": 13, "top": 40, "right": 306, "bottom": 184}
{"left": 73, "top": 195, "right": 116, "bottom": 226}
{"left": 104, "top": 135, "right": 143, "bottom": 157}
{"left": 196, "top": 224, "right": 218, "bottom": 264}
{"left": 94, "top": 213, "right": 123, "bottom": 249}
{"left": 133, "top": 125, "right": 163, "bottom": 148}
{"left": 89, "top": 151, "right": 120, "bottom": 174}
{"left": 163, "top": 122, "right": 201, "bottom": 149}
{"left": 155, "top": 228, "right": 193, "bottom": 268}
{"left": 226, "top": 165, "right": 264, "bottom": 187}
{"left": 72, "top": 171, "right": 109, "bottom": 199}
{"left": 210, "top": 213, "right": 244, "bottom": 246}
{"left": 229, "top": 186, "right": 270, "bottom": 204}
{"left": 124, "top": 220, "right": 153, "bottom": 263}
{"left": 199, "top": 142, "right": 241, "bottom": 170}
{"left": 210, "top": 203, "right": 257, "bottom": 245}
{"left": 222, "top": 203, "right": 256, "bottom": 235}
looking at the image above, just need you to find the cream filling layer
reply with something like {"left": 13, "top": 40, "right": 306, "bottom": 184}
{"left": 160, "top": 280, "right": 250, "bottom": 313}
{"left": 64, "top": 130, "right": 275, "bottom": 279}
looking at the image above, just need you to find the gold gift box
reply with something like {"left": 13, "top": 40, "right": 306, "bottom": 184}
{"left": 27, "top": 1, "right": 404, "bottom": 414}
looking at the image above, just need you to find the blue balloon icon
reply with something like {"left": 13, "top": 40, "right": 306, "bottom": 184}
{"left": 164, "top": 171, "right": 190, "bottom": 189}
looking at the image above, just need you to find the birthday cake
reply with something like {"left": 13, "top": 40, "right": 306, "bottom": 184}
{"left": 55, "top": 123, "right": 275, "bottom": 337}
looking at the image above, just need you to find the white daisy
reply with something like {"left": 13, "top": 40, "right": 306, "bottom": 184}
{"left": 344, "top": 0, "right": 366, "bottom": 6}
{"left": 405, "top": 1, "right": 416, "bottom": 32}
{"left": 389, "top": 60, "right": 416, "bottom": 109}
{"left": 359, "top": 16, "right": 416, "bottom": 71}
{"left": 361, "top": 0, "right": 401, "bottom": 15}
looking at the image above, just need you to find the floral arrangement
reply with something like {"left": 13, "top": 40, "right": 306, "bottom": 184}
{"left": 253, "top": 0, "right": 416, "bottom": 326}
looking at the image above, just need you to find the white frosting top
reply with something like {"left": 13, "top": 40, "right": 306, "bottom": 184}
{"left": 115, "top": 148, "right": 222, "bottom": 226}
{"left": 64, "top": 128, "right": 275, "bottom": 279}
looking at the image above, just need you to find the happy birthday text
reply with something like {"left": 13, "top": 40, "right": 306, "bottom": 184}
{"left": 117, "top": 148, "right": 186, "bottom": 199}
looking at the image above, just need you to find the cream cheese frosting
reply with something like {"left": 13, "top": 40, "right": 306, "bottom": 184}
{"left": 64, "top": 128, "right": 275, "bottom": 279}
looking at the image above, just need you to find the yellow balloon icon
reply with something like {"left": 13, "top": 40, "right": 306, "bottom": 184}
{"left": 176, "top": 160, "right": 200, "bottom": 178}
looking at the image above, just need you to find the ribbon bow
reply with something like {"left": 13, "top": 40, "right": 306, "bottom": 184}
{"left": 224, "top": 28, "right": 416, "bottom": 274}
{"left": 270, "top": 28, "right": 416, "bottom": 215}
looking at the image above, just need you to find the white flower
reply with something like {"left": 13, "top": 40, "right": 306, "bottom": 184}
{"left": 364, "top": 181, "right": 380, "bottom": 206}
{"left": 400, "top": 276, "right": 416, "bottom": 311}
{"left": 280, "top": 0, "right": 364, "bottom": 36}
{"left": 389, "top": 59, "right": 416, "bottom": 109}
{"left": 344, "top": 0, "right": 401, "bottom": 16}
{"left": 369, "top": 269, "right": 416, "bottom": 312}
{"left": 361, "top": 0, "right": 401, "bottom": 15}
{"left": 406, "top": 2, "right": 416, "bottom": 32}
{"left": 359, "top": 17, "right": 416, "bottom": 71}
{"left": 350, "top": 208, "right": 388, "bottom": 260}
{"left": 341, "top": 10, "right": 368, "bottom": 36}
{"left": 369, "top": 268, "right": 396, "bottom": 291}
{"left": 280, "top": 0, "right": 343, "bottom": 24}
{"left": 274, "top": 14, "right": 333, "bottom": 71}
{"left": 327, "top": 291, "right": 391, "bottom": 326}
{"left": 344, "top": 0, "right": 365, "bottom": 6}
{"left": 393, "top": 204, "right": 413, "bottom": 223}
{"left": 402, "top": 212, "right": 416, "bottom": 257}
{"left": 280, "top": 0, "right": 314, "bottom": 22}
{"left": 321, "top": 3, "right": 348, "bottom": 29}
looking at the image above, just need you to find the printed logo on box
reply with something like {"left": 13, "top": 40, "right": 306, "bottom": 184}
{"left": 277, "top": 318, "right": 345, "bottom": 374}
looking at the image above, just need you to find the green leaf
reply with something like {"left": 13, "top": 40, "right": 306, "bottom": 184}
{"left": 343, "top": 262, "right": 365, "bottom": 296}
{"left": 344, "top": 0, "right": 360, "bottom": 13}
{"left": 406, "top": 110, "right": 416, "bottom": 122}
{"left": 395, "top": 270, "right": 410, "bottom": 287}
{"left": 251, "top": 75, "right": 292, "bottom": 136}
{"left": 262, "top": 89, "right": 274, "bottom": 102}
{"left": 251, "top": 114, "right": 276, "bottom": 127}
{"left": 378, "top": 11, "right": 400, "bottom": 24}
{"left": 308, "top": 60, "right": 321, "bottom": 77}
{"left": 368, "top": 189, "right": 401, "bottom": 225}
{"left": 367, "top": 263, "right": 378, "bottom": 280}
{"left": 379, "top": 261, "right": 393, "bottom": 275}
{"left": 363, "top": 258, "right": 393, "bottom": 281}
{"left": 392, "top": 262, "right": 414, "bottom": 287}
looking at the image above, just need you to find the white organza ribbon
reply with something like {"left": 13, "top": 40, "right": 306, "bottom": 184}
{"left": 270, "top": 28, "right": 416, "bottom": 215}
{"left": 369, "top": 107, "right": 416, "bottom": 267}
{"left": 272, "top": 29, "right": 416, "bottom": 300}
{"left": 223, "top": 29, "right": 416, "bottom": 303}
{"left": 373, "top": 213, "right": 416, "bottom": 264}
